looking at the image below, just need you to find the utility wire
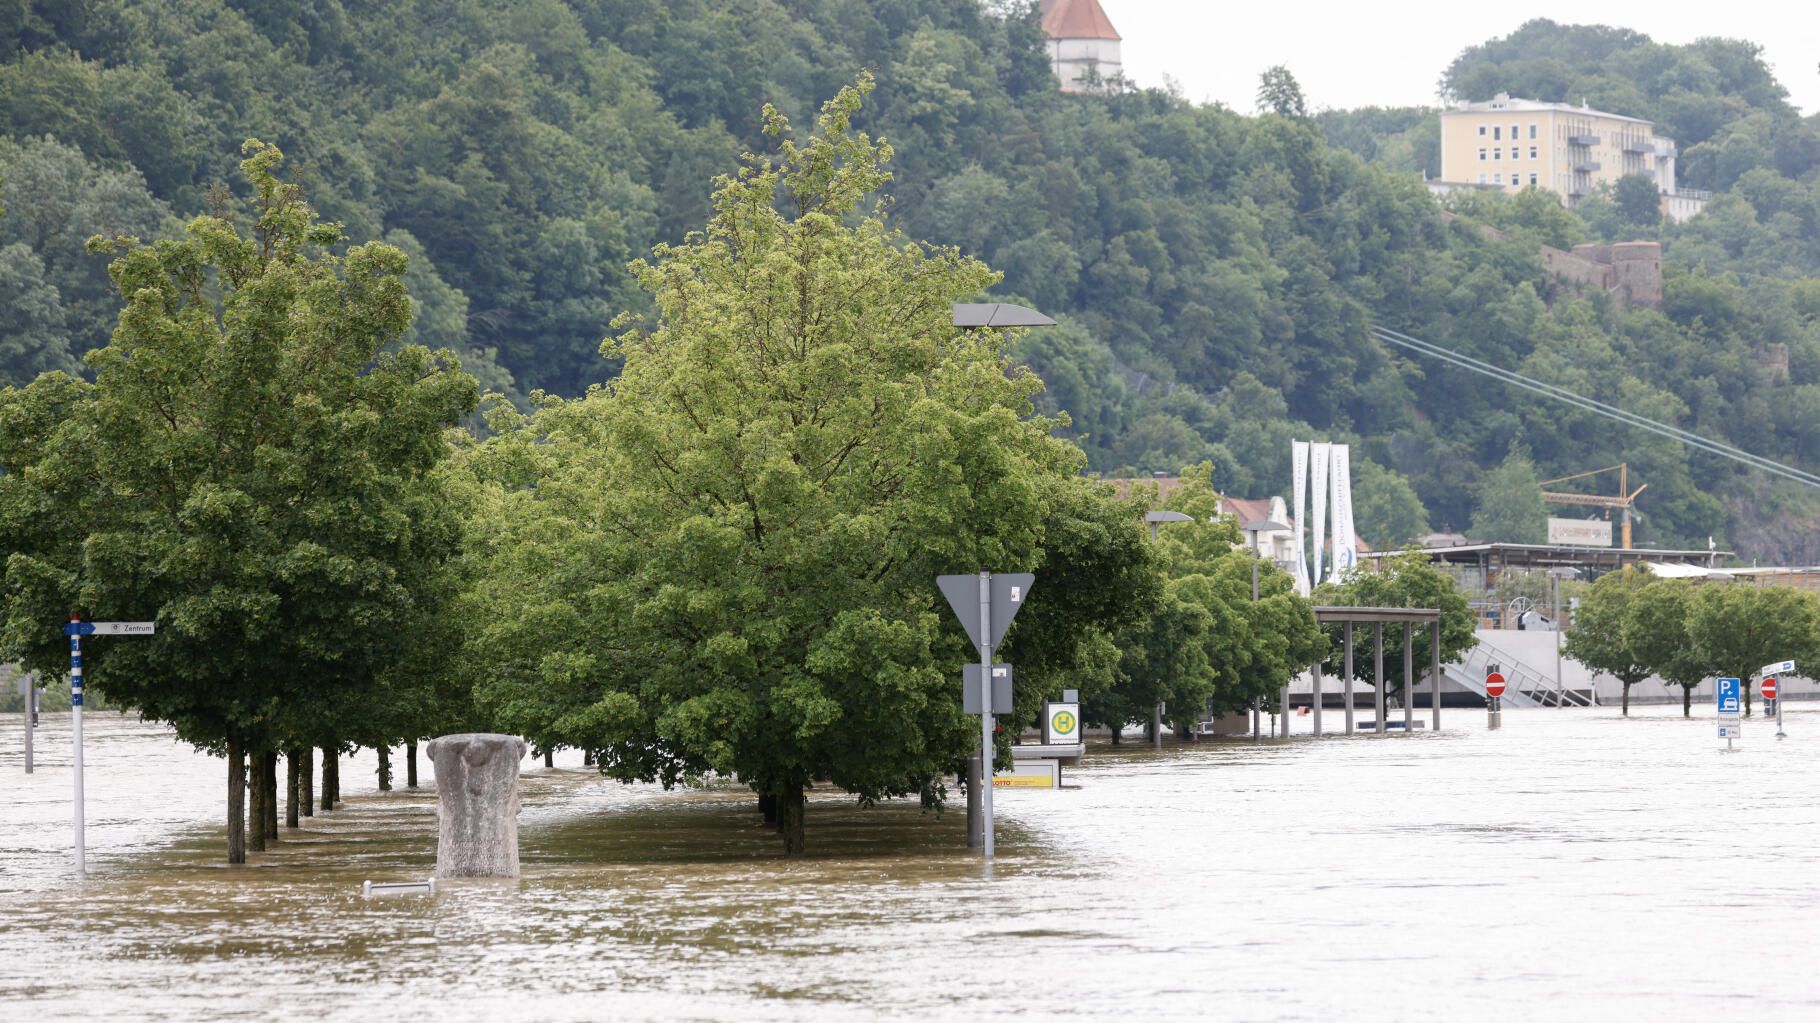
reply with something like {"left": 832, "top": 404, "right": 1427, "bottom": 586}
{"left": 1370, "top": 325, "right": 1820, "bottom": 490}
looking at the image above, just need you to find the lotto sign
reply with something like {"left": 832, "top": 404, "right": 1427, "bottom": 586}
{"left": 1045, "top": 702, "right": 1081, "bottom": 745}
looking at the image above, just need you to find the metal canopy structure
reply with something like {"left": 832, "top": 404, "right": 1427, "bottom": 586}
{"left": 950, "top": 303, "right": 1057, "bottom": 328}
{"left": 1269, "top": 607, "right": 1444, "bottom": 739}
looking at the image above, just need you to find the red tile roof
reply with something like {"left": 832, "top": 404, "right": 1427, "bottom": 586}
{"left": 1042, "top": 0, "right": 1121, "bottom": 41}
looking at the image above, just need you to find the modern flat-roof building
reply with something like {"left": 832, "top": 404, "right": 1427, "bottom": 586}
{"left": 1437, "top": 93, "right": 1709, "bottom": 222}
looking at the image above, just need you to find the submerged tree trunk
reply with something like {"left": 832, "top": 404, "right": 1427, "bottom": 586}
{"left": 777, "top": 783, "right": 806, "bottom": 856}
{"left": 1622, "top": 681, "right": 1631, "bottom": 717}
{"left": 248, "top": 751, "right": 267, "bottom": 853}
{"left": 582, "top": 750, "right": 593, "bottom": 767}
{"left": 300, "top": 747, "right": 313, "bottom": 817}
{"left": 758, "top": 792, "right": 778, "bottom": 825}
{"left": 1109, "top": 725, "right": 1121, "bottom": 746}
{"left": 544, "top": 748, "right": 554, "bottom": 769}
{"left": 406, "top": 741, "right": 418, "bottom": 789}
{"left": 286, "top": 750, "right": 300, "bottom": 829}
{"left": 1683, "top": 685, "right": 1692, "bottom": 718}
{"left": 227, "top": 737, "right": 246, "bottom": 865}
{"left": 321, "top": 745, "right": 338, "bottom": 811}
{"left": 377, "top": 745, "right": 392, "bottom": 792}
{"left": 264, "top": 751, "right": 280, "bottom": 841}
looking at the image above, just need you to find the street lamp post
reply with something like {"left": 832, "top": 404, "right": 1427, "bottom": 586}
{"left": 949, "top": 302, "right": 1053, "bottom": 859}
{"left": 1144, "top": 509, "right": 1194, "bottom": 750}
{"left": 1242, "top": 520, "right": 1290, "bottom": 740}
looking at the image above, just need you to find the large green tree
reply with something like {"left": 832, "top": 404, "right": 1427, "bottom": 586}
{"left": 1621, "top": 578, "right": 1705, "bottom": 716}
{"left": 463, "top": 79, "right": 1151, "bottom": 854}
{"left": 1563, "top": 566, "right": 1654, "bottom": 714}
{"left": 0, "top": 141, "right": 477, "bottom": 862}
{"left": 1687, "top": 583, "right": 1820, "bottom": 718}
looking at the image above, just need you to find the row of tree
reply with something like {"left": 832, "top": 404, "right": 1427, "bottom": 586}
{"left": 0, "top": 90, "right": 1396, "bottom": 859}
{"left": 1565, "top": 567, "right": 1820, "bottom": 716}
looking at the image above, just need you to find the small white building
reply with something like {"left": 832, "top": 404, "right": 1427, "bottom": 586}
{"left": 1041, "top": 0, "right": 1121, "bottom": 93}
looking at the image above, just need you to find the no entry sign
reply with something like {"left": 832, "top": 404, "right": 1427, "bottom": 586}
{"left": 1762, "top": 676, "right": 1779, "bottom": 701}
{"left": 1484, "top": 672, "right": 1507, "bottom": 699}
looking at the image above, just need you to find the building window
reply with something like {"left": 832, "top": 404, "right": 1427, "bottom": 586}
{"left": 1511, "top": 124, "right": 1519, "bottom": 140}
{"left": 1529, "top": 173, "right": 1538, "bottom": 185}
{"left": 1530, "top": 146, "right": 1538, "bottom": 159}
{"left": 1493, "top": 173, "right": 1502, "bottom": 184}
{"left": 1479, "top": 125, "right": 1487, "bottom": 137}
{"left": 1493, "top": 126, "right": 1501, "bottom": 140}
{"left": 1479, "top": 174, "right": 1487, "bottom": 183}
{"left": 1529, "top": 124, "right": 1537, "bottom": 139}
{"left": 1479, "top": 148, "right": 1486, "bottom": 161}
{"left": 1493, "top": 148, "right": 1500, "bottom": 160}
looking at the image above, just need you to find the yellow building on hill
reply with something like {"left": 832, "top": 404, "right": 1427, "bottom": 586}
{"left": 1437, "top": 92, "right": 1709, "bottom": 222}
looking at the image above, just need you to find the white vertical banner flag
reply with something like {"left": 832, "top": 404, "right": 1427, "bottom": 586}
{"left": 1310, "top": 442, "right": 1330, "bottom": 589}
{"left": 1291, "top": 441, "right": 1311, "bottom": 596}
{"left": 1330, "top": 444, "right": 1356, "bottom": 582}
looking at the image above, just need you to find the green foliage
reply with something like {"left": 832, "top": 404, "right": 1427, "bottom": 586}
{"left": 1352, "top": 458, "right": 1430, "bottom": 549}
{"left": 1620, "top": 577, "right": 1704, "bottom": 715}
{"left": 1563, "top": 566, "right": 1654, "bottom": 713}
{"left": 1612, "top": 174, "right": 1662, "bottom": 227}
{"left": 0, "top": 141, "right": 477, "bottom": 782}
{"left": 1095, "top": 463, "right": 1321, "bottom": 733}
{"left": 460, "top": 83, "right": 1153, "bottom": 853}
{"left": 1469, "top": 446, "right": 1548, "bottom": 543}
{"left": 1314, "top": 550, "right": 1476, "bottom": 697}
{"left": 6, "top": 3, "right": 1820, "bottom": 562}
{"left": 1686, "top": 584, "right": 1820, "bottom": 717}
{"left": 1256, "top": 66, "right": 1309, "bottom": 120}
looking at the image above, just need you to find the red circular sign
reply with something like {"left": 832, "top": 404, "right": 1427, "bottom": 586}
{"left": 1762, "top": 677, "right": 1779, "bottom": 700}
{"left": 1485, "top": 672, "right": 1507, "bottom": 698}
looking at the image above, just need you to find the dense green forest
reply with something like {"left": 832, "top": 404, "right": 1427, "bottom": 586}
{"left": 5, "top": 3, "right": 1820, "bottom": 559}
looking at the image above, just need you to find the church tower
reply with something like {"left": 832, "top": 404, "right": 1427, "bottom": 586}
{"left": 1040, "top": 0, "right": 1122, "bottom": 93}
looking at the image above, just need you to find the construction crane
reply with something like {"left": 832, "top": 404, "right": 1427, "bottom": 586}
{"left": 1540, "top": 463, "right": 1648, "bottom": 549}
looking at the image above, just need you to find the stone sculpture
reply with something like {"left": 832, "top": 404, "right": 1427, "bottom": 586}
{"left": 424, "top": 733, "right": 528, "bottom": 878}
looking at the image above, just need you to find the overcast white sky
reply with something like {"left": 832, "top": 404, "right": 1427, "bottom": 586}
{"left": 1109, "top": 1, "right": 1819, "bottom": 117}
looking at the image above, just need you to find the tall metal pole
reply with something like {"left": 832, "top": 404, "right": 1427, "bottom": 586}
{"left": 1431, "top": 620, "right": 1442, "bottom": 733}
{"left": 1150, "top": 520, "right": 1164, "bottom": 751}
{"left": 1312, "top": 659, "right": 1323, "bottom": 736}
{"left": 1403, "top": 622, "right": 1414, "bottom": 733}
{"left": 1251, "top": 534, "right": 1261, "bottom": 742}
{"left": 1343, "top": 622, "right": 1355, "bottom": 734}
{"left": 1552, "top": 574, "right": 1564, "bottom": 698}
{"left": 1373, "top": 622, "right": 1385, "bottom": 732}
{"left": 978, "top": 571, "right": 995, "bottom": 861}
{"left": 70, "top": 615, "right": 85, "bottom": 874}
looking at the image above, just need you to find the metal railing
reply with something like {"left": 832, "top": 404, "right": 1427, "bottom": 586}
{"left": 1453, "top": 635, "right": 1593, "bottom": 707}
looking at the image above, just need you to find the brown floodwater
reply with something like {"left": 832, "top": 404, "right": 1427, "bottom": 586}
{"left": 4, "top": 705, "right": 1820, "bottom": 1021}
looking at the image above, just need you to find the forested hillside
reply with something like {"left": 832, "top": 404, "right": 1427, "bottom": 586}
{"left": 6, "top": 3, "right": 1820, "bottom": 559}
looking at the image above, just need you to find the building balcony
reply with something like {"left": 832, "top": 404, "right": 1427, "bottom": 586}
{"left": 1567, "top": 134, "right": 1600, "bottom": 147}
{"left": 1573, "top": 161, "right": 1601, "bottom": 173}
{"left": 1623, "top": 141, "right": 1655, "bottom": 154}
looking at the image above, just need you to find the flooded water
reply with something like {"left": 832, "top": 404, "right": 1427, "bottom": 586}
{"left": 4, "top": 705, "right": 1819, "bottom": 1021}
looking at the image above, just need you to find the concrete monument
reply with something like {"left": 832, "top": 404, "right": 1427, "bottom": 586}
{"left": 425, "top": 733, "right": 528, "bottom": 878}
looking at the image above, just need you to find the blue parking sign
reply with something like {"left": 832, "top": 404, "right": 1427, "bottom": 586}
{"left": 1717, "top": 677, "right": 1741, "bottom": 714}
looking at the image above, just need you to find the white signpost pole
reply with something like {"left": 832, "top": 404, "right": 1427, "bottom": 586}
{"left": 977, "top": 571, "right": 994, "bottom": 861}
{"left": 70, "top": 618, "right": 85, "bottom": 874}
{"left": 64, "top": 616, "right": 156, "bottom": 873}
